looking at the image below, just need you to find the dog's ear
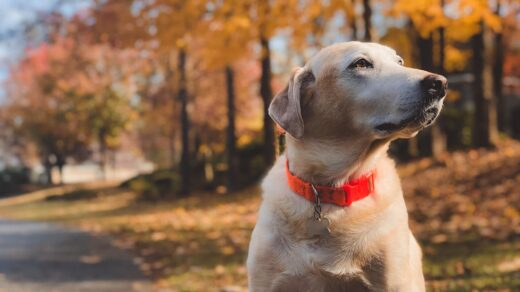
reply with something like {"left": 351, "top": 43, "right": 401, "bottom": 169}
{"left": 269, "top": 67, "right": 315, "bottom": 139}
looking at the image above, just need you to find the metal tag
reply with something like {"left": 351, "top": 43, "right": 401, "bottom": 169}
{"left": 307, "top": 217, "right": 331, "bottom": 237}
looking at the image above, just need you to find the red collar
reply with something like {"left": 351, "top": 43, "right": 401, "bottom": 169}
{"left": 285, "top": 160, "right": 376, "bottom": 207}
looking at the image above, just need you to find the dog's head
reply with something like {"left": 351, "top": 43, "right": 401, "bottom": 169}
{"left": 269, "top": 42, "right": 447, "bottom": 141}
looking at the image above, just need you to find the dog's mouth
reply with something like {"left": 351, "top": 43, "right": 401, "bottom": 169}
{"left": 375, "top": 104, "right": 441, "bottom": 134}
{"left": 375, "top": 116, "right": 415, "bottom": 133}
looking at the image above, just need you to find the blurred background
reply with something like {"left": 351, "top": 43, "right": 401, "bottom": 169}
{"left": 0, "top": 0, "right": 518, "bottom": 291}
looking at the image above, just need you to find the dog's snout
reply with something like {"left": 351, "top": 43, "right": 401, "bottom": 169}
{"left": 421, "top": 75, "right": 448, "bottom": 100}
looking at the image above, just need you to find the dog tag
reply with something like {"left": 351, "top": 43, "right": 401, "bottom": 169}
{"left": 307, "top": 217, "right": 331, "bottom": 237}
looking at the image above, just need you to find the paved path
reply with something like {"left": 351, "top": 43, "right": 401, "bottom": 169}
{"left": 0, "top": 220, "right": 151, "bottom": 292}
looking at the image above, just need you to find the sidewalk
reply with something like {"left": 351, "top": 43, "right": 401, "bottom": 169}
{"left": 0, "top": 220, "right": 151, "bottom": 292}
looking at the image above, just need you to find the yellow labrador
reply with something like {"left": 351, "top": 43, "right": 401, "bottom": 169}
{"left": 247, "top": 42, "right": 447, "bottom": 291}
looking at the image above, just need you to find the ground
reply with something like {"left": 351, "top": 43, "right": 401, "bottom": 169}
{"left": 0, "top": 141, "right": 519, "bottom": 291}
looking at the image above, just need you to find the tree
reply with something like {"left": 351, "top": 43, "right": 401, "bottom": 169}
{"left": 391, "top": 0, "right": 501, "bottom": 154}
{"left": 391, "top": 0, "right": 445, "bottom": 158}
{"left": 177, "top": 48, "right": 191, "bottom": 195}
{"left": 133, "top": 54, "right": 178, "bottom": 169}
{"left": 226, "top": 0, "right": 297, "bottom": 166}
{"left": 432, "top": 0, "right": 448, "bottom": 157}
{"left": 471, "top": 20, "right": 499, "bottom": 147}
{"left": 198, "top": 0, "right": 245, "bottom": 192}
{"left": 5, "top": 39, "right": 92, "bottom": 184}
{"left": 135, "top": 0, "right": 207, "bottom": 195}
{"left": 363, "top": 0, "right": 373, "bottom": 41}
{"left": 493, "top": 0, "right": 505, "bottom": 131}
{"left": 86, "top": 1, "right": 178, "bottom": 169}
{"left": 346, "top": 0, "right": 358, "bottom": 40}
{"left": 225, "top": 65, "right": 238, "bottom": 192}
{"left": 259, "top": 35, "right": 275, "bottom": 165}
{"left": 199, "top": 0, "right": 301, "bottom": 178}
{"left": 4, "top": 14, "right": 143, "bottom": 184}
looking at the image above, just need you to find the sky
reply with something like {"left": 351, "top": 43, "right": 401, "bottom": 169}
{"left": 0, "top": 0, "right": 92, "bottom": 101}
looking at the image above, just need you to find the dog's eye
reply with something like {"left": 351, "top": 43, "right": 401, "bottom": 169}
{"left": 398, "top": 58, "right": 404, "bottom": 66}
{"left": 349, "top": 58, "right": 373, "bottom": 69}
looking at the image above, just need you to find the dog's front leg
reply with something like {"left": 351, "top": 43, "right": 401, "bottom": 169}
{"left": 247, "top": 211, "right": 285, "bottom": 292}
{"left": 247, "top": 247, "right": 281, "bottom": 292}
{"left": 365, "top": 229, "right": 425, "bottom": 292}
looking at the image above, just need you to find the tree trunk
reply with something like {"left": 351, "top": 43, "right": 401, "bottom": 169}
{"left": 57, "top": 163, "right": 64, "bottom": 185}
{"left": 225, "top": 65, "right": 238, "bottom": 193}
{"left": 345, "top": 0, "right": 358, "bottom": 40}
{"left": 178, "top": 48, "right": 191, "bottom": 196}
{"left": 472, "top": 21, "right": 498, "bottom": 148}
{"left": 416, "top": 32, "right": 435, "bottom": 156}
{"left": 167, "top": 52, "right": 177, "bottom": 168}
{"left": 408, "top": 136, "right": 419, "bottom": 157}
{"left": 431, "top": 0, "right": 447, "bottom": 158}
{"left": 362, "top": 0, "right": 372, "bottom": 41}
{"left": 168, "top": 124, "right": 176, "bottom": 168}
{"left": 260, "top": 35, "right": 275, "bottom": 166}
{"left": 417, "top": 33, "right": 434, "bottom": 71}
{"left": 55, "top": 154, "right": 66, "bottom": 185}
{"left": 43, "top": 156, "right": 53, "bottom": 185}
{"left": 203, "top": 147, "right": 214, "bottom": 184}
{"left": 98, "top": 130, "right": 107, "bottom": 181}
{"left": 431, "top": 124, "right": 446, "bottom": 158}
{"left": 396, "top": 22, "right": 425, "bottom": 160}
{"left": 110, "top": 151, "right": 117, "bottom": 176}
{"left": 493, "top": 1, "right": 505, "bottom": 132}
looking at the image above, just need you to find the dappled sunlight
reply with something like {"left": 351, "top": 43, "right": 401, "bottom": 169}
{"left": 79, "top": 189, "right": 260, "bottom": 291}
{"left": 403, "top": 140, "right": 520, "bottom": 243}
{"left": 1, "top": 141, "right": 519, "bottom": 290}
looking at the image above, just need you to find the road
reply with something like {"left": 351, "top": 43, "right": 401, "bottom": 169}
{"left": 0, "top": 220, "right": 151, "bottom": 292}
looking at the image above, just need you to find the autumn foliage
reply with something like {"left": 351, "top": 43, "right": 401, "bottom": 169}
{"left": 1, "top": 1, "right": 519, "bottom": 192}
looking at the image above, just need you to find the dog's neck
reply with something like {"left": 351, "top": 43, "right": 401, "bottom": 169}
{"left": 285, "top": 135, "right": 390, "bottom": 186}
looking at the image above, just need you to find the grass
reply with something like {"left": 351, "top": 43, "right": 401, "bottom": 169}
{"left": 0, "top": 184, "right": 518, "bottom": 291}
{"left": 423, "top": 241, "right": 520, "bottom": 291}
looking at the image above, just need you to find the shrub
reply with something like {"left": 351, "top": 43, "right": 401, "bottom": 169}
{"left": 0, "top": 167, "right": 31, "bottom": 196}
{"left": 125, "top": 169, "right": 180, "bottom": 201}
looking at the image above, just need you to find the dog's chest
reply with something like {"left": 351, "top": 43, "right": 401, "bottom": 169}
{"left": 281, "top": 217, "right": 384, "bottom": 276}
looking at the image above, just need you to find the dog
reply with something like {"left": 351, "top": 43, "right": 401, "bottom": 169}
{"left": 247, "top": 42, "right": 447, "bottom": 291}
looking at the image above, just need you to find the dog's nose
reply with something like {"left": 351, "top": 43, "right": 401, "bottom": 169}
{"left": 421, "top": 74, "right": 448, "bottom": 100}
